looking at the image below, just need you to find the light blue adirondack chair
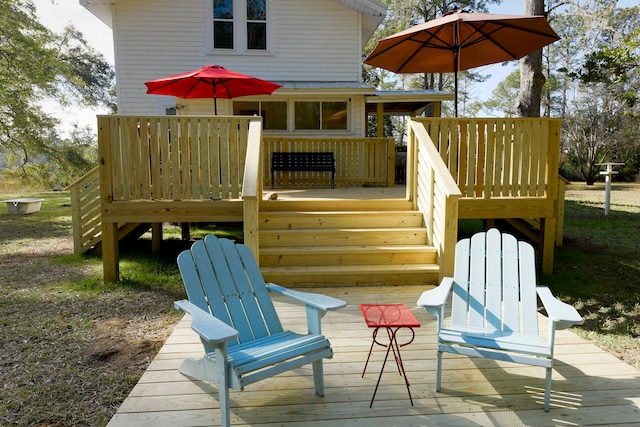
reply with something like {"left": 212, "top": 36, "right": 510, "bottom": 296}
{"left": 175, "top": 235, "right": 346, "bottom": 427}
{"left": 417, "top": 228, "right": 583, "bottom": 411}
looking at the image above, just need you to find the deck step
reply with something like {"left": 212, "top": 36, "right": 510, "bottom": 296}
{"left": 260, "top": 264, "right": 440, "bottom": 287}
{"left": 260, "top": 198, "right": 413, "bottom": 212}
{"left": 260, "top": 227, "right": 428, "bottom": 247}
{"left": 260, "top": 211, "right": 424, "bottom": 229}
{"left": 260, "top": 245, "right": 437, "bottom": 266}
{"left": 258, "top": 205, "right": 439, "bottom": 287}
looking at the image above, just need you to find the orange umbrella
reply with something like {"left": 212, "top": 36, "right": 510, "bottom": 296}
{"left": 364, "top": 10, "right": 560, "bottom": 116}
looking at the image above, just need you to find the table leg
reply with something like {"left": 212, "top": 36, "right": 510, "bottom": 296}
{"left": 367, "top": 327, "right": 415, "bottom": 407}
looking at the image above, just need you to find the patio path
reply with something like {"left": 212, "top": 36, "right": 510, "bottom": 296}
{"left": 107, "top": 286, "right": 640, "bottom": 427}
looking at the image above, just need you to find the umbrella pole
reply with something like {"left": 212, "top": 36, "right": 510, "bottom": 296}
{"left": 454, "top": 70, "right": 458, "bottom": 117}
{"left": 212, "top": 82, "right": 218, "bottom": 115}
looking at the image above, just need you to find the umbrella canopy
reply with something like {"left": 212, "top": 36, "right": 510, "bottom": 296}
{"left": 364, "top": 10, "right": 560, "bottom": 116}
{"left": 144, "top": 64, "right": 281, "bottom": 114}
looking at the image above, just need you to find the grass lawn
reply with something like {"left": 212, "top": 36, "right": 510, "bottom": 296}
{"left": 0, "top": 182, "right": 639, "bottom": 426}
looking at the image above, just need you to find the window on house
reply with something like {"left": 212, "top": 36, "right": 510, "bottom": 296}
{"left": 246, "top": 0, "right": 266, "bottom": 50}
{"left": 233, "top": 100, "right": 349, "bottom": 132}
{"left": 295, "top": 101, "right": 348, "bottom": 130}
{"left": 213, "top": 0, "right": 234, "bottom": 49}
{"left": 211, "top": 0, "right": 268, "bottom": 51}
{"left": 233, "top": 101, "right": 287, "bottom": 130}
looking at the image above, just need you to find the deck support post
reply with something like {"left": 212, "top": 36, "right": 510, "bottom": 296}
{"left": 102, "top": 222, "right": 119, "bottom": 283}
{"left": 151, "top": 223, "right": 163, "bottom": 253}
{"left": 541, "top": 217, "right": 556, "bottom": 275}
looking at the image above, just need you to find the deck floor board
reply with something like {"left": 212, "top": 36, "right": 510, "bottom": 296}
{"left": 107, "top": 286, "right": 640, "bottom": 427}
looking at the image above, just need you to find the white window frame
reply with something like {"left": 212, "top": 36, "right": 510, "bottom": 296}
{"left": 205, "top": 0, "right": 273, "bottom": 54}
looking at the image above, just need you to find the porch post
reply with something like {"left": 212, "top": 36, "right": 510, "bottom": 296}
{"left": 98, "top": 116, "right": 120, "bottom": 283}
{"left": 377, "top": 103, "right": 384, "bottom": 137}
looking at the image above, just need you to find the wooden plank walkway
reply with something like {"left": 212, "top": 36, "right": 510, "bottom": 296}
{"left": 107, "top": 286, "right": 640, "bottom": 427}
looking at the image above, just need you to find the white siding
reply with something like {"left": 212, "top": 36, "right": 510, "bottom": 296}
{"left": 112, "top": 0, "right": 369, "bottom": 136}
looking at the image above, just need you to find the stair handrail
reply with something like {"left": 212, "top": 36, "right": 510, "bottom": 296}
{"left": 66, "top": 166, "right": 101, "bottom": 254}
{"left": 407, "top": 119, "right": 461, "bottom": 279}
{"left": 241, "top": 117, "right": 264, "bottom": 260}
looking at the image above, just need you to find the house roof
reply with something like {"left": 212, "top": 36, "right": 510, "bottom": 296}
{"left": 336, "top": 0, "right": 387, "bottom": 42}
{"left": 80, "top": 0, "right": 387, "bottom": 40}
{"left": 273, "top": 81, "right": 377, "bottom": 95}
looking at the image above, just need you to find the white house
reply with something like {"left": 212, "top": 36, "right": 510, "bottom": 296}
{"left": 81, "top": 0, "right": 451, "bottom": 138}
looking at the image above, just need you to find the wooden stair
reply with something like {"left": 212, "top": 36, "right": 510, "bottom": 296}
{"left": 258, "top": 198, "right": 439, "bottom": 287}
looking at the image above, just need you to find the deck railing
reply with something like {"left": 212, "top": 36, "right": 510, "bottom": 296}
{"left": 67, "top": 166, "right": 101, "bottom": 254}
{"left": 414, "top": 118, "right": 561, "bottom": 200}
{"left": 241, "top": 119, "right": 264, "bottom": 259}
{"left": 263, "top": 137, "right": 395, "bottom": 188}
{"left": 98, "top": 115, "right": 254, "bottom": 202}
{"left": 408, "top": 117, "right": 563, "bottom": 276}
{"left": 407, "top": 120, "right": 461, "bottom": 278}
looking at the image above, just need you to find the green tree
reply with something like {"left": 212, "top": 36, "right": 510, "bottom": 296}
{"left": 0, "top": 0, "right": 114, "bottom": 184}
{"left": 558, "top": 2, "right": 640, "bottom": 184}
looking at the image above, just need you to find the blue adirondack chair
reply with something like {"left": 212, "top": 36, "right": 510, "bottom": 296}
{"left": 174, "top": 235, "right": 346, "bottom": 427}
{"left": 417, "top": 228, "right": 583, "bottom": 411}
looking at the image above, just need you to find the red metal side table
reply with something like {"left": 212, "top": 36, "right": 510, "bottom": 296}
{"left": 360, "top": 303, "right": 420, "bottom": 407}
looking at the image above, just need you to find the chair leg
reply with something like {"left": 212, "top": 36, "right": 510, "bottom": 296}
{"left": 435, "top": 349, "right": 443, "bottom": 392}
{"left": 312, "top": 359, "right": 325, "bottom": 396}
{"left": 215, "top": 348, "right": 232, "bottom": 427}
{"left": 544, "top": 366, "right": 553, "bottom": 411}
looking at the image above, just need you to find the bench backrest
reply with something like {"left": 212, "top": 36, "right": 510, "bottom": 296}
{"left": 450, "top": 228, "right": 539, "bottom": 335}
{"left": 271, "top": 152, "right": 335, "bottom": 170}
{"left": 177, "top": 235, "right": 283, "bottom": 347}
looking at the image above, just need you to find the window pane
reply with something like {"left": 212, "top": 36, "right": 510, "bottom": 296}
{"left": 246, "top": 0, "right": 266, "bottom": 20}
{"left": 295, "top": 102, "right": 320, "bottom": 130}
{"left": 262, "top": 101, "right": 287, "bottom": 130}
{"left": 214, "top": 0, "right": 233, "bottom": 19}
{"left": 214, "top": 21, "right": 234, "bottom": 49}
{"left": 233, "top": 101, "right": 287, "bottom": 130}
{"left": 247, "top": 22, "right": 266, "bottom": 50}
{"left": 233, "top": 101, "right": 259, "bottom": 116}
{"left": 322, "top": 102, "right": 348, "bottom": 130}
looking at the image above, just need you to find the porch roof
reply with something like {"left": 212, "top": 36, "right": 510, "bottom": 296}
{"left": 366, "top": 89, "right": 455, "bottom": 115}
{"left": 273, "top": 81, "right": 378, "bottom": 95}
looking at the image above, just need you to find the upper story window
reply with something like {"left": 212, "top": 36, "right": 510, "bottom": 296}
{"left": 210, "top": 0, "right": 269, "bottom": 52}
{"left": 247, "top": 0, "right": 266, "bottom": 50}
{"left": 213, "top": 0, "right": 234, "bottom": 49}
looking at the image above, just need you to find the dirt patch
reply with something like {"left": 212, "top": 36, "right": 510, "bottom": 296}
{"left": 84, "top": 319, "right": 164, "bottom": 372}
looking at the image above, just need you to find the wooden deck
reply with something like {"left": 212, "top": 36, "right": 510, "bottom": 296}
{"left": 107, "top": 286, "right": 640, "bottom": 426}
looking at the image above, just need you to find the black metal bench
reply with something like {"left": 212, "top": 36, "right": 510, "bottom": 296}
{"left": 271, "top": 152, "right": 335, "bottom": 188}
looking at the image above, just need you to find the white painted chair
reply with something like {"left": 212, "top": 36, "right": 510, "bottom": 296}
{"left": 175, "top": 235, "right": 346, "bottom": 427}
{"left": 417, "top": 228, "right": 583, "bottom": 411}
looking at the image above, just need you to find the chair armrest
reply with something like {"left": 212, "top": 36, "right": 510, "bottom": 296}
{"left": 174, "top": 300, "right": 239, "bottom": 345}
{"left": 417, "top": 277, "right": 454, "bottom": 310}
{"left": 537, "top": 286, "right": 584, "bottom": 330}
{"left": 267, "top": 284, "right": 346, "bottom": 311}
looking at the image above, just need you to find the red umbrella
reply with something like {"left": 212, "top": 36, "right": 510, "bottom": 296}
{"left": 144, "top": 64, "right": 281, "bottom": 114}
{"left": 364, "top": 10, "right": 560, "bottom": 116}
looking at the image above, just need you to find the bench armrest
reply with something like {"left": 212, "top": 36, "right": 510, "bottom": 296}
{"left": 536, "top": 286, "right": 583, "bottom": 330}
{"left": 175, "top": 299, "right": 239, "bottom": 346}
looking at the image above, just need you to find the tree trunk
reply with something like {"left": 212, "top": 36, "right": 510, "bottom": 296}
{"left": 516, "top": 0, "right": 546, "bottom": 117}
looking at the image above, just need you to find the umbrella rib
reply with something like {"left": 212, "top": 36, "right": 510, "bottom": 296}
{"left": 396, "top": 26, "right": 453, "bottom": 72}
{"left": 460, "top": 22, "right": 520, "bottom": 59}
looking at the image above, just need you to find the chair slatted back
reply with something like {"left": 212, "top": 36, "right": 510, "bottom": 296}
{"left": 451, "top": 228, "right": 539, "bottom": 335}
{"left": 177, "top": 235, "right": 284, "bottom": 347}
